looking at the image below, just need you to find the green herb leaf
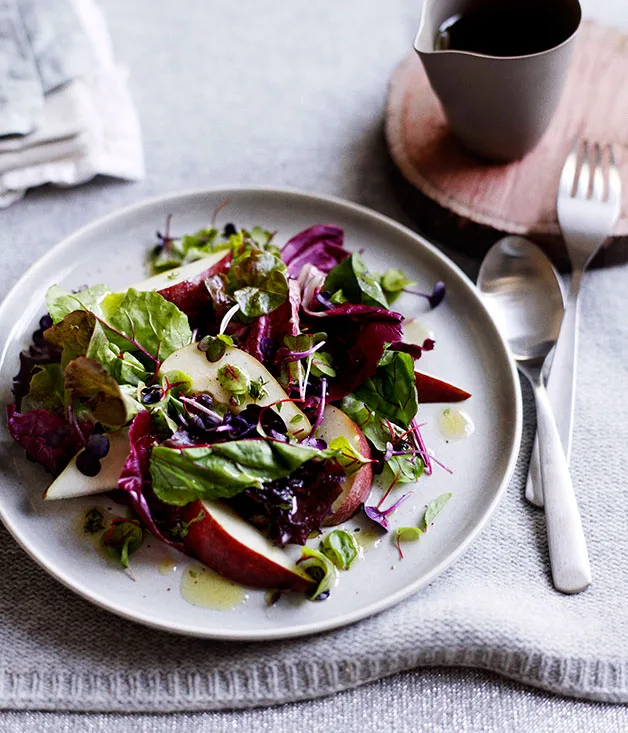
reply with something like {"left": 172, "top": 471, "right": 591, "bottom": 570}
{"left": 323, "top": 252, "right": 388, "bottom": 308}
{"left": 422, "top": 492, "right": 452, "bottom": 530}
{"left": 310, "top": 351, "right": 336, "bottom": 378}
{"left": 101, "top": 517, "right": 143, "bottom": 569}
{"left": 217, "top": 363, "right": 250, "bottom": 395}
{"left": 228, "top": 250, "right": 289, "bottom": 317}
{"left": 248, "top": 376, "right": 269, "bottom": 401}
{"left": 198, "top": 334, "right": 227, "bottom": 362}
{"left": 150, "top": 439, "right": 333, "bottom": 505}
{"left": 381, "top": 269, "right": 415, "bottom": 305}
{"left": 83, "top": 507, "right": 107, "bottom": 535}
{"left": 162, "top": 370, "right": 193, "bottom": 397}
{"left": 353, "top": 350, "right": 418, "bottom": 429}
{"left": 64, "top": 356, "right": 129, "bottom": 427}
{"left": 148, "top": 225, "right": 232, "bottom": 275}
{"left": 339, "top": 395, "right": 423, "bottom": 484}
{"left": 46, "top": 284, "right": 109, "bottom": 324}
{"left": 320, "top": 530, "right": 360, "bottom": 570}
{"left": 395, "top": 526, "right": 423, "bottom": 542}
{"left": 298, "top": 546, "right": 338, "bottom": 600}
{"left": 170, "top": 509, "right": 206, "bottom": 540}
{"left": 327, "top": 436, "right": 371, "bottom": 475}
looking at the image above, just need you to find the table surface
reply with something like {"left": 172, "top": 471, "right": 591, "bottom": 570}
{"left": 2, "top": 0, "right": 628, "bottom": 730}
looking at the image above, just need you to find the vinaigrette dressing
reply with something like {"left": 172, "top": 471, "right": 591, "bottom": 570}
{"left": 180, "top": 564, "right": 248, "bottom": 610}
{"left": 158, "top": 557, "right": 178, "bottom": 575}
{"left": 438, "top": 407, "right": 475, "bottom": 440}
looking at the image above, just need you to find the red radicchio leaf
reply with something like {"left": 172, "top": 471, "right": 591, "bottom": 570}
{"left": 389, "top": 338, "right": 435, "bottom": 360}
{"left": 6, "top": 403, "right": 91, "bottom": 475}
{"left": 241, "top": 314, "right": 271, "bottom": 363}
{"left": 302, "top": 303, "right": 404, "bottom": 401}
{"left": 117, "top": 410, "right": 185, "bottom": 551}
{"left": 281, "top": 225, "right": 349, "bottom": 277}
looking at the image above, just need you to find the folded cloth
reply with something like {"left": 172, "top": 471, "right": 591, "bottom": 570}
{"left": 0, "top": 0, "right": 44, "bottom": 136}
{"left": 0, "top": 0, "right": 143, "bottom": 207}
{"left": 0, "top": 266, "right": 627, "bottom": 712}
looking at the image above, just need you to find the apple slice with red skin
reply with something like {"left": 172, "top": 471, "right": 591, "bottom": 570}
{"left": 415, "top": 371, "right": 471, "bottom": 403}
{"left": 132, "top": 251, "right": 232, "bottom": 320}
{"left": 316, "top": 405, "right": 373, "bottom": 526}
{"left": 180, "top": 499, "right": 314, "bottom": 592}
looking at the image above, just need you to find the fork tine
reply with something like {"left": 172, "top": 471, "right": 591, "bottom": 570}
{"left": 575, "top": 140, "right": 591, "bottom": 199}
{"left": 559, "top": 141, "right": 578, "bottom": 198}
{"left": 607, "top": 144, "right": 623, "bottom": 207}
{"left": 591, "top": 142, "right": 605, "bottom": 202}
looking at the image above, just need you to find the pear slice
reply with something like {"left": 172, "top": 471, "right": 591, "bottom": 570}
{"left": 161, "top": 343, "right": 311, "bottom": 438}
{"left": 44, "top": 429, "right": 130, "bottom": 501}
{"left": 181, "top": 499, "right": 314, "bottom": 592}
{"left": 315, "top": 405, "right": 373, "bottom": 525}
{"left": 132, "top": 251, "right": 231, "bottom": 320}
{"left": 131, "top": 252, "right": 229, "bottom": 293}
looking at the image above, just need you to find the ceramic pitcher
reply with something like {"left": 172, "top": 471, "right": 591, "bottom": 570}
{"left": 414, "top": 0, "right": 582, "bottom": 161}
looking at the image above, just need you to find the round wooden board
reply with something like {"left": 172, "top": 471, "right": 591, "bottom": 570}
{"left": 386, "top": 20, "right": 628, "bottom": 270}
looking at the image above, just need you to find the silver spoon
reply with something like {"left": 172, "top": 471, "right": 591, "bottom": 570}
{"left": 478, "top": 236, "right": 591, "bottom": 595}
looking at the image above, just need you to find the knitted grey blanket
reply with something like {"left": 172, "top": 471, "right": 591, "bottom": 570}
{"left": 0, "top": 264, "right": 627, "bottom": 712}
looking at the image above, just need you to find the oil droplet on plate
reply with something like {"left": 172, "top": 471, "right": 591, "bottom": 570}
{"left": 180, "top": 564, "right": 247, "bottom": 610}
{"left": 158, "top": 557, "right": 177, "bottom": 575}
{"left": 403, "top": 318, "right": 435, "bottom": 345}
{"left": 356, "top": 529, "right": 383, "bottom": 552}
{"left": 438, "top": 407, "right": 475, "bottom": 440}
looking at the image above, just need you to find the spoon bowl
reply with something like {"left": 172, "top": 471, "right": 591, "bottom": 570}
{"left": 478, "top": 236, "right": 564, "bottom": 366}
{"left": 478, "top": 236, "right": 591, "bottom": 594}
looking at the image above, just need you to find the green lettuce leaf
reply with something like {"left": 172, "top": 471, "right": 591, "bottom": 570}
{"left": 46, "top": 284, "right": 109, "bottom": 324}
{"left": 323, "top": 252, "right": 388, "bottom": 308}
{"left": 150, "top": 439, "right": 335, "bottom": 505}
{"left": 86, "top": 321, "right": 149, "bottom": 386}
{"left": 44, "top": 310, "right": 97, "bottom": 368}
{"left": 64, "top": 356, "right": 129, "bottom": 427}
{"left": 100, "top": 288, "right": 192, "bottom": 362}
{"left": 21, "top": 363, "right": 67, "bottom": 414}
{"left": 353, "top": 350, "right": 418, "bottom": 429}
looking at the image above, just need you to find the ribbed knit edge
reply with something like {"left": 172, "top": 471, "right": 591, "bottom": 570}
{"left": 1, "top": 648, "right": 627, "bottom": 712}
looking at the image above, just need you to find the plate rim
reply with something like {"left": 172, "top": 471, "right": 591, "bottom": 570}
{"left": 0, "top": 184, "right": 523, "bottom": 641}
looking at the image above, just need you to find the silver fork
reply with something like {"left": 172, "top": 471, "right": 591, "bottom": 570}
{"left": 526, "top": 141, "right": 623, "bottom": 506}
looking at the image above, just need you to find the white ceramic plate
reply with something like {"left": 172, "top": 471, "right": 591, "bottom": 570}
{"left": 0, "top": 186, "right": 521, "bottom": 640}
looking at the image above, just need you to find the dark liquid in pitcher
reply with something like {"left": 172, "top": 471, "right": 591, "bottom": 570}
{"left": 435, "top": 9, "right": 572, "bottom": 56}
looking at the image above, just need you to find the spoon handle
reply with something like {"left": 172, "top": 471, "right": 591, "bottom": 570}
{"left": 533, "top": 379, "right": 591, "bottom": 594}
{"left": 526, "top": 276, "right": 581, "bottom": 506}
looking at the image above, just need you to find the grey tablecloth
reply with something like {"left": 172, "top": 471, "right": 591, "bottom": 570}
{"left": 1, "top": 0, "right": 628, "bottom": 729}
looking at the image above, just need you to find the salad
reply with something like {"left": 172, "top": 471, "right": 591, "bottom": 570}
{"left": 6, "top": 220, "right": 470, "bottom": 600}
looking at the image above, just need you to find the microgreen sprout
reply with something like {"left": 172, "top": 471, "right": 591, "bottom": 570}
{"left": 364, "top": 490, "right": 414, "bottom": 531}
{"left": 404, "top": 281, "right": 446, "bottom": 309}
{"left": 219, "top": 303, "right": 241, "bottom": 336}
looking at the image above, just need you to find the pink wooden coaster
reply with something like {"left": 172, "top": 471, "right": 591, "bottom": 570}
{"left": 386, "top": 20, "right": 628, "bottom": 269}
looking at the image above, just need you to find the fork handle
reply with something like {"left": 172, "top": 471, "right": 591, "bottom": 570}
{"left": 526, "top": 276, "right": 581, "bottom": 506}
{"left": 532, "top": 378, "right": 591, "bottom": 594}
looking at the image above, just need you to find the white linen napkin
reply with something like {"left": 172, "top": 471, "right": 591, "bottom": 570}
{"left": 0, "top": 0, "right": 144, "bottom": 207}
